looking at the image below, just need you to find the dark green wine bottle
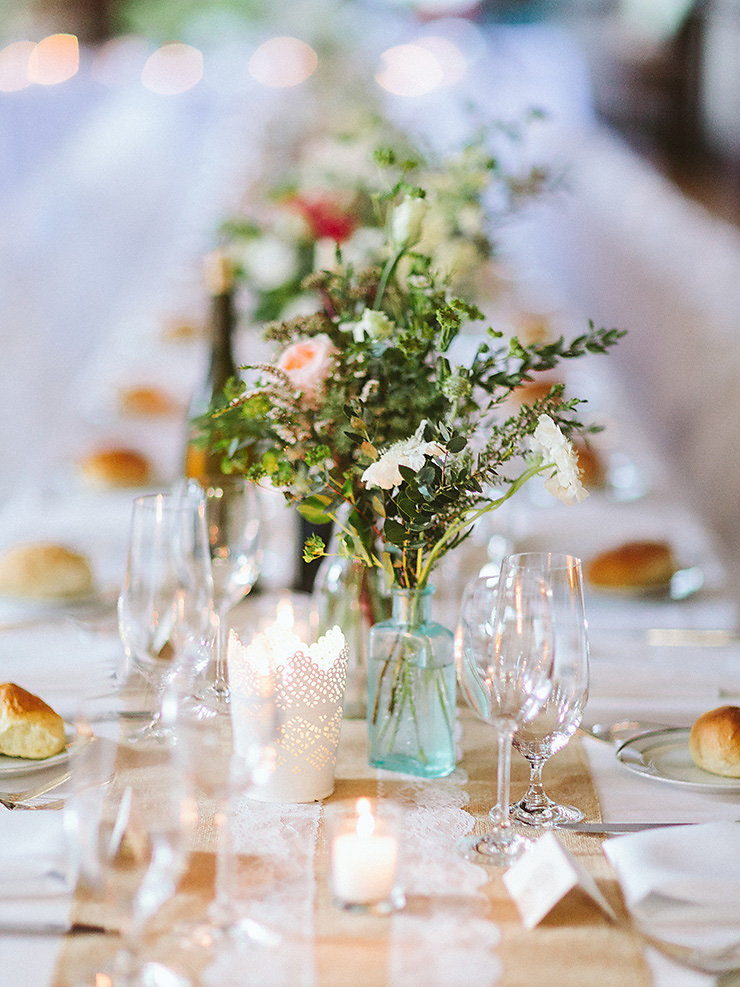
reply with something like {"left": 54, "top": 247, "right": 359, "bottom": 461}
{"left": 184, "top": 250, "right": 239, "bottom": 483}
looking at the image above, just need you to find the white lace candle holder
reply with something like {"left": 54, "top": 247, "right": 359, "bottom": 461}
{"left": 328, "top": 798, "right": 405, "bottom": 914}
{"left": 227, "top": 613, "right": 349, "bottom": 803}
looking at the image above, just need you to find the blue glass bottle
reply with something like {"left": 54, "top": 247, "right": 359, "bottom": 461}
{"left": 367, "top": 587, "right": 456, "bottom": 778}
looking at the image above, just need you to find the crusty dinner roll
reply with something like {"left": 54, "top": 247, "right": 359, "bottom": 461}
{"left": 0, "top": 683, "right": 66, "bottom": 759}
{"left": 586, "top": 540, "right": 675, "bottom": 589}
{"left": 689, "top": 706, "right": 740, "bottom": 778}
{"left": 0, "top": 542, "right": 93, "bottom": 599}
{"left": 79, "top": 446, "right": 152, "bottom": 489}
{"left": 574, "top": 439, "right": 606, "bottom": 490}
{"left": 117, "top": 385, "right": 180, "bottom": 418}
{"left": 510, "top": 377, "right": 563, "bottom": 407}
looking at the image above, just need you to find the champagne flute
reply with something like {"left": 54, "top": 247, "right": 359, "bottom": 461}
{"left": 510, "top": 553, "right": 590, "bottom": 826}
{"left": 118, "top": 490, "right": 214, "bottom": 744}
{"left": 455, "top": 563, "right": 554, "bottom": 865}
{"left": 193, "top": 476, "right": 261, "bottom": 714}
{"left": 65, "top": 687, "right": 196, "bottom": 986}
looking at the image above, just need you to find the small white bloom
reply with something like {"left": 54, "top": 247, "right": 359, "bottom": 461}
{"left": 237, "top": 235, "right": 299, "bottom": 291}
{"left": 362, "top": 420, "right": 446, "bottom": 491}
{"left": 530, "top": 414, "right": 587, "bottom": 504}
{"left": 346, "top": 308, "right": 395, "bottom": 344}
{"left": 391, "top": 194, "right": 428, "bottom": 249}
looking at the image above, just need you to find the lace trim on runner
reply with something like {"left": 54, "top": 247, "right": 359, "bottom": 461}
{"left": 381, "top": 770, "right": 503, "bottom": 987}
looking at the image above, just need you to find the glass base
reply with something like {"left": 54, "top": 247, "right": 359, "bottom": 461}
{"left": 457, "top": 829, "right": 534, "bottom": 866}
{"left": 507, "top": 797, "right": 583, "bottom": 828}
{"left": 192, "top": 684, "right": 231, "bottom": 716}
{"left": 368, "top": 751, "right": 454, "bottom": 779}
{"left": 123, "top": 718, "right": 175, "bottom": 748}
{"left": 332, "top": 888, "right": 406, "bottom": 915}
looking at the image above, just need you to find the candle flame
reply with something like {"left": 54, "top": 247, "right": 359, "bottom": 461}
{"left": 355, "top": 797, "right": 376, "bottom": 838}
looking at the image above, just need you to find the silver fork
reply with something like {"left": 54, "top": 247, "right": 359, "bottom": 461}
{"left": 0, "top": 771, "right": 71, "bottom": 810}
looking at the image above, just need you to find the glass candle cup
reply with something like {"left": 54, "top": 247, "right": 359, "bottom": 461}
{"left": 327, "top": 798, "right": 405, "bottom": 914}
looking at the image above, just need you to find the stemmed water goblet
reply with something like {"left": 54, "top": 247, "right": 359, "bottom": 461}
{"left": 64, "top": 686, "right": 196, "bottom": 986}
{"left": 162, "top": 662, "right": 279, "bottom": 958}
{"left": 190, "top": 476, "right": 261, "bottom": 714}
{"left": 455, "top": 562, "right": 554, "bottom": 865}
{"left": 510, "top": 552, "right": 590, "bottom": 826}
{"left": 117, "top": 490, "right": 214, "bottom": 745}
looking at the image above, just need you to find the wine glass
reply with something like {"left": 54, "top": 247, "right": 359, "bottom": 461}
{"left": 118, "top": 490, "right": 214, "bottom": 744}
{"left": 510, "top": 552, "right": 590, "bottom": 826}
{"left": 64, "top": 686, "right": 196, "bottom": 986}
{"left": 192, "top": 476, "right": 261, "bottom": 714}
{"left": 455, "top": 562, "right": 554, "bottom": 865}
{"left": 161, "top": 663, "right": 279, "bottom": 956}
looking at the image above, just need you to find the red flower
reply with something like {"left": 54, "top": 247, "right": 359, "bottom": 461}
{"left": 287, "top": 193, "right": 358, "bottom": 243}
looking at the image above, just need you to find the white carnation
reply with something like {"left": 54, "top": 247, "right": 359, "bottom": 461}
{"left": 362, "top": 420, "right": 446, "bottom": 491}
{"left": 530, "top": 414, "right": 587, "bottom": 505}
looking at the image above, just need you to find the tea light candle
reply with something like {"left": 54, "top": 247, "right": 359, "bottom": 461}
{"left": 331, "top": 798, "right": 400, "bottom": 908}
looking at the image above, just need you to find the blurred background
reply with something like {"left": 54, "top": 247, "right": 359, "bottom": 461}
{"left": 1, "top": 0, "right": 739, "bottom": 593}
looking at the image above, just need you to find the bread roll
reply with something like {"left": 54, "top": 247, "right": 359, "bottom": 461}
{"left": 0, "top": 542, "right": 93, "bottom": 599}
{"left": 510, "top": 377, "right": 563, "bottom": 407}
{"left": 689, "top": 706, "right": 740, "bottom": 778}
{"left": 117, "top": 385, "right": 179, "bottom": 418}
{"left": 574, "top": 440, "right": 606, "bottom": 490}
{"left": 586, "top": 540, "right": 675, "bottom": 589}
{"left": 80, "top": 446, "right": 152, "bottom": 489}
{"left": 0, "top": 683, "right": 66, "bottom": 759}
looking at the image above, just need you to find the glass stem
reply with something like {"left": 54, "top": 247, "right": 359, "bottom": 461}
{"left": 492, "top": 728, "right": 514, "bottom": 832}
{"left": 212, "top": 610, "right": 230, "bottom": 699}
{"left": 523, "top": 758, "right": 548, "bottom": 810}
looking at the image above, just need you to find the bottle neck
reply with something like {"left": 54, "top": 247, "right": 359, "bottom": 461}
{"left": 391, "top": 587, "right": 433, "bottom": 626}
{"left": 208, "top": 291, "right": 237, "bottom": 381}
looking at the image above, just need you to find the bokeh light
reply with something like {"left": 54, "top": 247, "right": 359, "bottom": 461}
{"left": 375, "top": 44, "right": 444, "bottom": 97}
{"left": 248, "top": 36, "right": 317, "bottom": 88}
{"left": 414, "top": 35, "right": 467, "bottom": 86}
{"left": 27, "top": 34, "right": 79, "bottom": 86}
{"left": 0, "top": 41, "right": 35, "bottom": 92}
{"left": 141, "top": 42, "right": 204, "bottom": 95}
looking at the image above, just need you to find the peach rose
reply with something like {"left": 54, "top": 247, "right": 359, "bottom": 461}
{"left": 277, "top": 333, "right": 337, "bottom": 408}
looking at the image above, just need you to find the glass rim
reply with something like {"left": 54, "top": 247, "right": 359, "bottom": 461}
{"left": 500, "top": 551, "right": 583, "bottom": 571}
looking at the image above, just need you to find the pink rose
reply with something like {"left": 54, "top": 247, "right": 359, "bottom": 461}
{"left": 277, "top": 333, "right": 337, "bottom": 408}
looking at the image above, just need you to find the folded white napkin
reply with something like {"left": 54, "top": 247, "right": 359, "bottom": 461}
{"left": 604, "top": 821, "right": 740, "bottom": 949}
{"left": 0, "top": 812, "right": 74, "bottom": 928}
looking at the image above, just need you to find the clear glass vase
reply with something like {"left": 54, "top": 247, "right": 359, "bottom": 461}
{"left": 313, "top": 552, "right": 390, "bottom": 719}
{"left": 367, "top": 587, "right": 456, "bottom": 778}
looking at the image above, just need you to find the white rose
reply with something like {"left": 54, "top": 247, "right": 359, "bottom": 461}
{"left": 362, "top": 420, "right": 446, "bottom": 491}
{"left": 391, "top": 194, "right": 428, "bottom": 249}
{"left": 238, "top": 235, "right": 299, "bottom": 291}
{"left": 277, "top": 333, "right": 337, "bottom": 409}
{"left": 530, "top": 414, "right": 587, "bottom": 504}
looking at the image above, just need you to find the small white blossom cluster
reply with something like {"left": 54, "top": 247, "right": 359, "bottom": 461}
{"left": 362, "top": 420, "right": 446, "bottom": 491}
{"left": 530, "top": 414, "right": 587, "bottom": 505}
{"left": 342, "top": 308, "right": 395, "bottom": 343}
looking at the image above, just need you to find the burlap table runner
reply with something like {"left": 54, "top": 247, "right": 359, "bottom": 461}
{"left": 54, "top": 713, "right": 650, "bottom": 986}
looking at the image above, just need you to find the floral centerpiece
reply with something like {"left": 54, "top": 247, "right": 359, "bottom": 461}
{"left": 222, "top": 117, "right": 550, "bottom": 324}
{"left": 201, "top": 141, "right": 624, "bottom": 777}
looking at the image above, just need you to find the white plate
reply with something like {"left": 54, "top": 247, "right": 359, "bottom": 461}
{"left": 616, "top": 728, "right": 740, "bottom": 792}
{"left": 0, "top": 723, "right": 79, "bottom": 777}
